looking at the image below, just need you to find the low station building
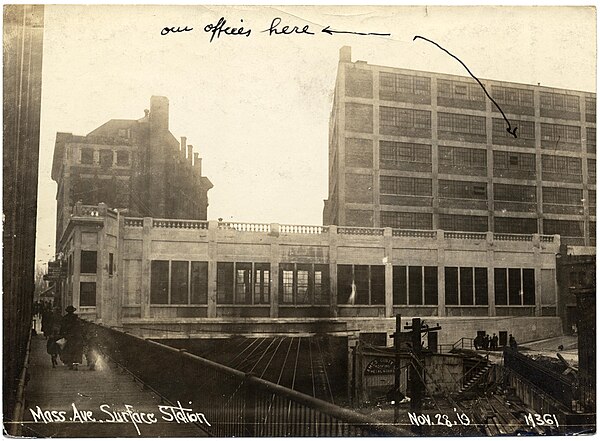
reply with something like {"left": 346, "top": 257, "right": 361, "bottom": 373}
{"left": 55, "top": 201, "right": 562, "bottom": 347}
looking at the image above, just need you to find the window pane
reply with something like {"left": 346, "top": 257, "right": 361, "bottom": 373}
{"left": 494, "top": 268, "right": 507, "bottom": 305}
{"left": 80, "top": 282, "right": 96, "bottom": 307}
{"left": 253, "top": 263, "right": 270, "bottom": 305}
{"left": 151, "top": 260, "right": 169, "bottom": 304}
{"left": 337, "top": 265, "right": 354, "bottom": 305}
{"left": 81, "top": 250, "right": 97, "bottom": 274}
{"left": 508, "top": 268, "right": 522, "bottom": 305}
{"left": 217, "top": 262, "right": 234, "bottom": 304}
{"left": 171, "top": 261, "right": 189, "bottom": 305}
{"left": 522, "top": 269, "right": 535, "bottom": 305}
{"left": 474, "top": 268, "right": 488, "bottom": 305}
{"left": 235, "top": 263, "right": 252, "bottom": 305}
{"left": 371, "top": 265, "right": 385, "bottom": 305}
{"left": 393, "top": 266, "right": 407, "bottom": 305}
{"left": 314, "top": 264, "right": 329, "bottom": 305}
{"left": 297, "top": 268, "right": 310, "bottom": 304}
{"left": 424, "top": 266, "right": 438, "bottom": 305}
{"left": 354, "top": 265, "right": 370, "bottom": 305}
{"left": 460, "top": 267, "right": 474, "bottom": 305}
{"left": 409, "top": 266, "right": 423, "bottom": 305}
{"left": 191, "top": 261, "right": 208, "bottom": 304}
{"left": 281, "top": 267, "right": 294, "bottom": 304}
{"left": 445, "top": 267, "right": 458, "bottom": 305}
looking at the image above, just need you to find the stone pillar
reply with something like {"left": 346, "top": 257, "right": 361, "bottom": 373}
{"left": 436, "top": 230, "right": 446, "bottom": 317}
{"left": 329, "top": 226, "right": 338, "bottom": 317}
{"left": 269, "top": 224, "right": 280, "bottom": 318}
{"left": 384, "top": 228, "right": 393, "bottom": 317}
{"left": 533, "top": 234, "right": 542, "bottom": 317}
{"left": 487, "top": 232, "right": 496, "bottom": 317}
{"left": 140, "top": 217, "right": 152, "bottom": 318}
{"left": 207, "top": 220, "right": 219, "bottom": 318}
{"left": 72, "top": 229, "right": 82, "bottom": 311}
{"left": 97, "top": 216, "right": 107, "bottom": 323}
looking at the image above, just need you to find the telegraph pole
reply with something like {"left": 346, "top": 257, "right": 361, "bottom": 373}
{"left": 393, "top": 314, "right": 402, "bottom": 423}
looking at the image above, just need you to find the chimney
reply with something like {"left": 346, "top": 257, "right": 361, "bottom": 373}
{"left": 194, "top": 152, "right": 201, "bottom": 175}
{"left": 149, "top": 96, "right": 169, "bottom": 131}
{"left": 187, "top": 145, "right": 193, "bottom": 165}
{"left": 340, "top": 46, "right": 351, "bottom": 62}
{"left": 180, "top": 136, "right": 187, "bottom": 158}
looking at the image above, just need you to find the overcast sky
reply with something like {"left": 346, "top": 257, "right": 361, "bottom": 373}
{"left": 34, "top": 5, "right": 596, "bottom": 267}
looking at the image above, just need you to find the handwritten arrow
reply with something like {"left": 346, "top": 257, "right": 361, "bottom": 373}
{"left": 413, "top": 35, "right": 518, "bottom": 138}
{"left": 322, "top": 25, "right": 390, "bottom": 37}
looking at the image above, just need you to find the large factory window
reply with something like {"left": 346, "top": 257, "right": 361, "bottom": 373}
{"left": 170, "top": 261, "right": 189, "bottom": 305}
{"left": 217, "top": 262, "right": 270, "bottom": 305}
{"left": 279, "top": 263, "right": 329, "bottom": 305}
{"left": 445, "top": 267, "right": 488, "bottom": 305}
{"left": 151, "top": 260, "right": 209, "bottom": 305}
{"left": 337, "top": 264, "right": 384, "bottom": 305}
{"left": 394, "top": 266, "right": 438, "bottom": 305}
{"left": 191, "top": 261, "right": 208, "bottom": 304}
{"left": 80, "top": 282, "right": 96, "bottom": 307}
{"left": 80, "top": 250, "right": 97, "bottom": 274}
{"left": 150, "top": 260, "right": 169, "bottom": 304}
{"left": 494, "top": 268, "right": 535, "bottom": 306}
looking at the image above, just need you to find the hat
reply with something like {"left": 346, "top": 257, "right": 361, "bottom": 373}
{"left": 65, "top": 305, "right": 77, "bottom": 313}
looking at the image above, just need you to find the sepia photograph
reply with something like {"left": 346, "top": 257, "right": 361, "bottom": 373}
{"left": 3, "top": 4, "right": 596, "bottom": 437}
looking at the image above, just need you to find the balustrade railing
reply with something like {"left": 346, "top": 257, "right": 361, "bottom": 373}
{"left": 152, "top": 219, "right": 208, "bottom": 229}
{"left": 75, "top": 205, "right": 100, "bottom": 217}
{"left": 219, "top": 222, "right": 271, "bottom": 232}
{"left": 444, "top": 231, "right": 486, "bottom": 240}
{"left": 83, "top": 322, "right": 409, "bottom": 437}
{"left": 392, "top": 229, "right": 436, "bottom": 238}
{"left": 337, "top": 227, "right": 384, "bottom": 236}
{"left": 493, "top": 233, "right": 533, "bottom": 241}
{"left": 280, "top": 225, "right": 328, "bottom": 234}
{"left": 540, "top": 235, "right": 555, "bottom": 242}
{"left": 124, "top": 218, "right": 144, "bottom": 227}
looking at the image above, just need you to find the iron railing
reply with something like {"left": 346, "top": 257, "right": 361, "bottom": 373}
{"left": 83, "top": 322, "right": 409, "bottom": 437}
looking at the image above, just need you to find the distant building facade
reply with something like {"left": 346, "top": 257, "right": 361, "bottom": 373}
{"left": 324, "top": 46, "right": 596, "bottom": 248}
{"left": 51, "top": 96, "right": 213, "bottom": 246}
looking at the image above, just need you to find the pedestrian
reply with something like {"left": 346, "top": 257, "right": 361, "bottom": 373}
{"left": 483, "top": 334, "right": 490, "bottom": 350}
{"left": 491, "top": 333, "right": 498, "bottom": 351}
{"left": 509, "top": 334, "right": 518, "bottom": 350}
{"left": 473, "top": 334, "right": 480, "bottom": 350}
{"left": 41, "top": 306, "right": 54, "bottom": 338}
{"left": 59, "top": 306, "right": 84, "bottom": 370}
{"left": 46, "top": 332, "right": 61, "bottom": 368}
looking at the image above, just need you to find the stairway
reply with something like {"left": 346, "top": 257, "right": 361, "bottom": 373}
{"left": 455, "top": 360, "right": 493, "bottom": 399}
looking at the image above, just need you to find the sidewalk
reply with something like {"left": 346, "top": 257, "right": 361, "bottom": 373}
{"left": 21, "top": 332, "right": 209, "bottom": 437}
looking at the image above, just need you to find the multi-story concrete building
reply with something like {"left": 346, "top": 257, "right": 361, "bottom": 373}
{"left": 324, "top": 46, "right": 596, "bottom": 248}
{"left": 51, "top": 96, "right": 213, "bottom": 247}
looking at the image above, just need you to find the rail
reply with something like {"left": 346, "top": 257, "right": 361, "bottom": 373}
{"left": 280, "top": 225, "right": 328, "bottom": 234}
{"left": 444, "top": 232, "right": 486, "bottom": 240}
{"left": 124, "top": 217, "right": 144, "bottom": 227}
{"left": 337, "top": 227, "right": 384, "bottom": 236}
{"left": 452, "top": 337, "right": 474, "bottom": 351}
{"left": 219, "top": 222, "right": 271, "bottom": 233}
{"left": 493, "top": 233, "right": 533, "bottom": 242}
{"left": 83, "top": 322, "right": 409, "bottom": 437}
{"left": 392, "top": 229, "right": 436, "bottom": 238}
{"left": 152, "top": 219, "right": 208, "bottom": 229}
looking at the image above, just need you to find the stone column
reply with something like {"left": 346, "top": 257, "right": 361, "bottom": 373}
{"left": 436, "top": 230, "right": 446, "bottom": 317}
{"left": 207, "top": 220, "right": 219, "bottom": 318}
{"left": 329, "top": 226, "right": 338, "bottom": 317}
{"left": 140, "top": 217, "right": 152, "bottom": 318}
{"left": 487, "top": 232, "right": 496, "bottom": 317}
{"left": 269, "top": 224, "right": 280, "bottom": 318}
{"left": 384, "top": 228, "right": 393, "bottom": 317}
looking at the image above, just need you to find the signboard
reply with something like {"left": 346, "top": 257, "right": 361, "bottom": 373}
{"left": 45, "top": 261, "right": 67, "bottom": 280}
{"left": 365, "top": 358, "right": 395, "bottom": 376}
